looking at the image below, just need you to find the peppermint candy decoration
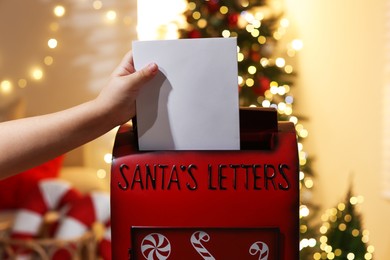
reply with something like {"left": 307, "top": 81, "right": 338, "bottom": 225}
{"left": 190, "top": 231, "right": 215, "bottom": 260}
{"left": 249, "top": 241, "right": 269, "bottom": 260}
{"left": 141, "top": 233, "right": 171, "bottom": 260}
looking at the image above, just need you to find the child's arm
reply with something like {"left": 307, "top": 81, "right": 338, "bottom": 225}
{"left": 0, "top": 51, "right": 158, "bottom": 179}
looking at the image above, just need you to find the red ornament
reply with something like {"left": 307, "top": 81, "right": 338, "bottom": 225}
{"left": 188, "top": 29, "right": 202, "bottom": 38}
{"left": 207, "top": 0, "right": 220, "bottom": 13}
{"left": 228, "top": 13, "right": 239, "bottom": 27}
{"left": 250, "top": 51, "right": 261, "bottom": 62}
{"left": 253, "top": 76, "right": 270, "bottom": 96}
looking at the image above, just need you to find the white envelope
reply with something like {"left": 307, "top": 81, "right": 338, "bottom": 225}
{"left": 133, "top": 37, "right": 240, "bottom": 150}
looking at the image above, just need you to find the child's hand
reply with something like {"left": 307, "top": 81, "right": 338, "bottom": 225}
{"left": 96, "top": 51, "right": 158, "bottom": 126}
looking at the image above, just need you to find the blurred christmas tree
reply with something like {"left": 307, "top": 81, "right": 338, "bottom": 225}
{"left": 315, "top": 185, "right": 374, "bottom": 259}
{"left": 178, "top": 0, "right": 319, "bottom": 258}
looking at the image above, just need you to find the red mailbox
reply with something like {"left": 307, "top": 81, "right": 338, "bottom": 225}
{"left": 110, "top": 108, "right": 299, "bottom": 259}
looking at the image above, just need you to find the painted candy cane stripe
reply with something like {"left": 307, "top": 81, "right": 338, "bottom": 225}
{"left": 54, "top": 217, "right": 87, "bottom": 239}
{"left": 249, "top": 241, "right": 269, "bottom": 260}
{"left": 190, "top": 231, "right": 216, "bottom": 260}
{"left": 91, "top": 191, "right": 111, "bottom": 223}
{"left": 12, "top": 210, "right": 42, "bottom": 234}
{"left": 39, "top": 180, "right": 72, "bottom": 210}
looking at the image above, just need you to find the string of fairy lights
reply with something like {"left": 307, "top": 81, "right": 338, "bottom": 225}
{"left": 0, "top": 0, "right": 120, "bottom": 98}
{"left": 314, "top": 195, "right": 374, "bottom": 260}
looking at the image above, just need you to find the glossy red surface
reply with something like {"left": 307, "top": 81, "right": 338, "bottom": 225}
{"left": 110, "top": 109, "right": 299, "bottom": 259}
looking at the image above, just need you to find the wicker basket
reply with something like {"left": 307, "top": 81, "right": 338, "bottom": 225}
{"left": 0, "top": 231, "right": 97, "bottom": 260}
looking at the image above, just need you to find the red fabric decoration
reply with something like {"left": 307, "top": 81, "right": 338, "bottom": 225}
{"left": 0, "top": 156, "right": 64, "bottom": 210}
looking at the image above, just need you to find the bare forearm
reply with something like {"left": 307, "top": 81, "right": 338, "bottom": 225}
{"left": 0, "top": 51, "right": 158, "bottom": 180}
{"left": 0, "top": 100, "right": 114, "bottom": 179}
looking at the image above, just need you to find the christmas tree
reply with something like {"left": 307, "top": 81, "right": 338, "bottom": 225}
{"left": 315, "top": 185, "right": 374, "bottom": 259}
{"left": 178, "top": 0, "right": 319, "bottom": 258}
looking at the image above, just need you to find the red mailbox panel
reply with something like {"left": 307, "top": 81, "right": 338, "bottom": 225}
{"left": 131, "top": 227, "right": 280, "bottom": 259}
{"left": 111, "top": 108, "right": 299, "bottom": 259}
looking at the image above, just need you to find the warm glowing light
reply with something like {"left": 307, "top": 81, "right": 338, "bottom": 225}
{"left": 0, "top": 80, "right": 13, "bottom": 94}
{"left": 137, "top": 0, "right": 187, "bottom": 40}
{"left": 252, "top": 19, "right": 261, "bottom": 28}
{"left": 219, "top": 6, "right": 228, "bottom": 14}
{"left": 240, "top": 0, "right": 249, "bottom": 8}
{"left": 197, "top": 19, "right": 207, "bottom": 28}
{"left": 285, "top": 65, "right": 293, "bottom": 74}
{"left": 352, "top": 229, "right": 360, "bottom": 237}
{"left": 238, "top": 76, "right": 243, "bottom": 86}
{"left": 222, "top": 30, "right": 230, "bottom": 38}
{"left": 304, "top": 178, "right": 314, "bottom": 188}
{"left": 320, "top": 225, "right": 328, "bottom": 234}
{"left": 245, "top": 78, "right": 254, "bottom": 87}
{"left": 106, "top": 10, "right": 117, "bottom": 21}
{"left": 278, "top": 102, "right": 286, "bottom": 112}
{"left": 338, "top": 223, "right": 346, "bottom": 231}
{"left": 262, "top": 100, "right": 271, "bottom": 107}
{"left": 292, "top": 39, "right": 304, "bottom": 50}
{"left": 97, "top": 169, "right": 107, "bottom": 179}
{"left": 289, "top": 116, "right": 298, "bottom": 125}
{"left": 248, "top": 65, "right": 256, "bottom": 74}
{"left": 280, "top": 18, "right": 289, "bottom": 27}
{"left": 44, "top": 56, "right": 54, "bottom": 66}
{"left": 344, "top": 214, "right": 352, "bottom": 222}
{"left": 350, "top": 196, "right": 359, "bottom": 205}
{"left": 285, "top": 107, "right": 292, "bottom": 115}
{"left": 337, "top": 203, "right": 345, "bottom": 211}
{"left": 18, "top": 79, "right": 27, "bottom": 88}
{"left": 300, "top": 205, "right": 310, "bottom": 217}
{"left": 273, "top": 31, "right": 281, "bottom": 40}
{"left": 104, "top": 153, "right": 112, "bottom": 164}
{"left": 188, "top": 2, "right": 196, "bottom": 10}
{"left": 251, "top": 29, "right": 259, "bottom": 37}
{"left": 335, "top": 249, "right": 342, "bottom": 256}
{"left": 275, "top": 57, "right": 285, "bottom": 67}
{"left": 299, "top": 129, "right": 309, "bottom": 138}
{"left": 192, "top": 11, "right": 201, "bottom": 20}
{"left": 93, "top": 0, "right": 103, "bottom": 10}
{"left": 242, "top": 11, "right": 254, "bottom": 23}
{"left": 270, "top": 85, "right": 278, "bottom": 94}
{"left": 299, "top": 171, "right": 305, "bottom": 180}
{"left": 48, "top": 38, "right": 58, "bottom": 49}
{"left": 277, "top": 86, "right": 286, "bottom": 95}
{"left": 367, "top": 245, "right": 375, "bottom": 253}
{"left": 31, "top": 68, "right": 43, "bottom": 80}
{"left": 347, "top": 253, "right": 355, "bottom": 260}
{"left": 258, "top": 36, "right": 266, "bottom": 44}
{"left": 254, "top": 12, "right": 264, "bottom": 20}
{"left": 237, "top": 53, "right": 244, "bottom": 62}
{"left": 54, "top": 5, "right": 66, "bottom": 17}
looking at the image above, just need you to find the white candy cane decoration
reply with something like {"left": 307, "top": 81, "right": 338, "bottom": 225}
{"left": 141, "top": 233, "right": 171, "bottom": 260}
{"left": 52, "top": 191, "right": 111, "bottom": 259}
{"left": 249, "top": 241, "right": 269, "bottom": 260}
{"left": 9, "top": 179, "right": 82, "bottom": 260}
{"left": 190, "top": 231, "right": 215, "bottom": 260}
